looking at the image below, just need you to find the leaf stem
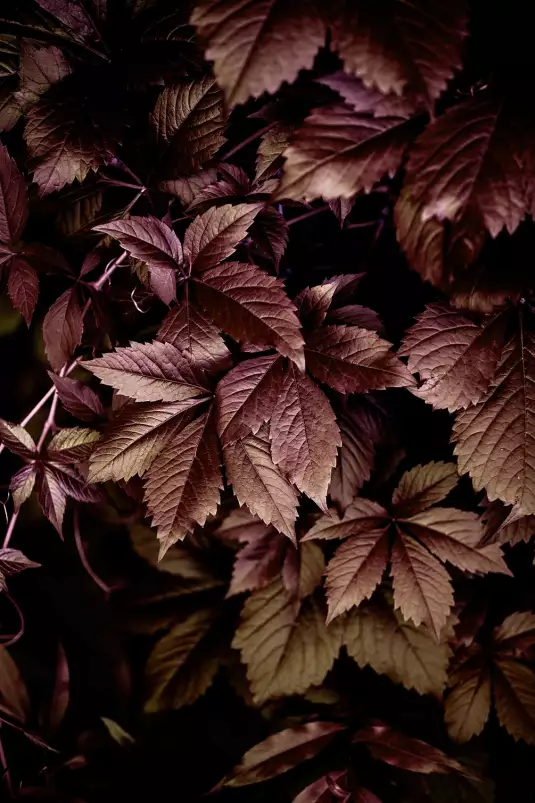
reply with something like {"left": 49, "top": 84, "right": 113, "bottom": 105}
{"left": 219, "top": 122, "right": 277, "bottom": 161}
{"left": 73, "top": 508, "right": 113, "bottom": 597}
{"left": 287, "top": 205, "right": 330, "bottom": 226}
{"left": 0, "top": 592, "right": 25, "bottom": 648}
{"left": 2, "top": 511, "right": 19, "bottom": 550}
{"left": 92, "top": 250, "right": 128, "bottom": 291}
{"left": 0, "top": 724, "right": 13, "bottom": 798}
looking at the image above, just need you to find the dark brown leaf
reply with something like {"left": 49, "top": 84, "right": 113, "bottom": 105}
{"left": 157, "top": 299, "right": 231, "bottom": 374}
{"left": 391, "top": 461, "right": 458, "bottom": 517}
{"left": 353, "top": 723, "right": 467, "bottom": 775}
{"left": 49, "top": 373, "right": 105, "bottom": 422}
{"left": 43, "top": 287, "right": 83, "bottom": 371}
{"left": 0, "top": 141, "right": 28, "bottom": 246}
{"left": 329, "top": 401, "right": 383, "bottom": 510}
{"left": 184, "top": 202, "right": 262, "bottom": 273}
{"left": 493, "top": 659, "right": 535, "bottom": 745}
{"left": 0, "top": 548, "right": 40, "bottom": 591}
{"left": 7, "top": 257, "right": 39, "bottom": 325}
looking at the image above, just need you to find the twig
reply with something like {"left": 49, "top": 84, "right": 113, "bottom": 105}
{"left": 0, "top": 592, "right": 25, "bottom": 648}
{"left": 287, "top": 205, "right": 330, "bottom": 226}
{"left": 0, "top": 724, "right": 13, "bottom": 798}
{"left": 219, "top": 121, "right": 276, "bottom": 161}
{"left": 93, "top": 250, "right": 128, "bottom": 291}
{"left": 2, "top": 511, "right": 19, "bottom": 550}
{"left": 73, "top": 508, "right": 113, "bottom": 597}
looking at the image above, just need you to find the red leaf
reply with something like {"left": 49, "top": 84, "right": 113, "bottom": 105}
{"left": 216, "top": 354, "right": 285, "bottom": 445}
{"left": 184, "top": 202, "right": 262, "bottom": 273}
{"left": 0, "top": 141, "right": 28, "bottom": 246}
{"left": 305, "top": 325, "right": 415, "bottom": 393}
{"left": 43, "top": 287, "right": 83, "bottom": 371}
{"left": 191, "top": 0, "right": 326, "bottom": 107}
{"left": 49, "top": 373, "right": 105, "bottom": 421}
{"left": 270, "top": 362, "right": 341, "bottom": 509}
{"left": 193, "top": 262, "right": 305, "bottom": 368}
{"left": 293, "top": 771, "right": 350, "bottom": 803}
{"left": 7, "top": 257, "right": 38, "bottom": 325}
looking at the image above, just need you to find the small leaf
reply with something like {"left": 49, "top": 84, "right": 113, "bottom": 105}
{"left": 47, "top": 427, "right": 100, "bottom": 462}
{"left": 445, "top": 663, "right": 491, "bottom": 742}
{"left": 49, "top": 373, "right": 105, "bottom": 421}
{"left": 7, "top": 257, "right": 39, "bottom": 325}
{"left": 101, "top": 718, "right": 135, "bottom": 746}
{"left": 255, "top": 123, "right": 292, "bottom": 182}
{"left": 493, "top": 612, "right": 535, "bottom": 656}
{"left": 193, "top": 262, "right": 305, "bottom": 368}
{"left": 391, "top": 461, "right": 458, "bottom": 517}
{"left": 223, "top": 722, "right": 344, "bottom": 788}
{"left": 329, "top": 402, "right": 383, "bottom": 510}
{"left": 493, "top": 659, "right": 535, "bottom": 745}
{"left": 0, "top": 419, "right": 37, "bottom": 459}
{"left": 160, "top": 167, "right": 218, "bottom": 207}
{"left": 43, "top": 287, "right": 83, "bottom": 371}
{"left": 46, "top": 643, "right": 69, "bottom": 734}
{"left": 83, "top": 341, "right": 210, "bottom": 403}
{"left": 157, "top": 300, "right": 231, "bottom": 374}
{"left": 151, "top": 77, "right": 226, "bottom": 174}
{"left": 0, "top": 141, "right": 28, "bottom": 246}
{"left": 223, "top": 426, "right": 298, "bottom": 542}
{"left": 353, "top": 723, "right": 467, "bottom": 775}
{"left": 10, "top": 464, "right": 37, "bottom": 510}
{"left": 303, "top": 498, "right": 389, "bottom": 542}
{"left": 36, "top": 463, "right": 68, "bottom": 535}
{"left": 184, "top": 202, "right": 262, "bottom": 273}
{"left": 293, "top": 771, "right": 353, "bottom": 803}
{"left": 191, "top": 0, "right": 326, "bottom": 107}
{"left": 0, "top": 548, "right": 40, "bottom": 591}
{"left": 228, "top": 528, "right": 287, "bottom": 597}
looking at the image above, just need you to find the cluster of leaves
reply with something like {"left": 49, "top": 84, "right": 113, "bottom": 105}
{"left": 1, "top": 0, "right": 535, "bottom": 801}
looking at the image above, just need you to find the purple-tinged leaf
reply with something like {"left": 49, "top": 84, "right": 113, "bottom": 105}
{"left": 0, "top": 548, "right": 40, "bottom": 591}
{"left": 7, "top": 258, "right": 39, "bottom": 325}
{"left": 43, "top": 287, "right": 83, "bottom": 371}
{"left": 0, "top": 419, "right": 37, "bottom": 459}
{"left": 10, "top": 464, "right": 37, "bottom": 510}
{"left": 36, "top": 463, "right": 68, "bottom": 535}
{"left": 184, "top": 202, "right": 262, "bottom": 273}
{"left": 0, "top": 141, "right": 28, "bottom": 246}
{"left": 157, "top": 300, "right": 231, "bottom": 374}
{"left": 49, "top": 373, "right": 105, "bottom": 421}
{"left": 94, "top": 217, "right": 182, "bottom": 273}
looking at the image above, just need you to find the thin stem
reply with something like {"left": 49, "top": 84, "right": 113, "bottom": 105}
{"left": 100, "top": 178, "right": 146, "bottom": 191}
{"left": 2, "top": 511, "right": 19, "bottom": 550}
{"left": 287, "top": 204, "right": 330, "bottom": 226}
{"left": 93, "top": 250, "right": 128, "bottom": 291}
{"left": 0, "top": 724, "right": 13, "bottom": 798}
{"left": 73, "top": 508, "right": 113, "bottom": 597}
{"left": 1, "top": 593, "right": 25, "bottom": 648}
{"left": 36, "top": 392, "right": 59, "bottom": 453}
{"left": 219, "top": 122, "right": 276, "bottom": 161}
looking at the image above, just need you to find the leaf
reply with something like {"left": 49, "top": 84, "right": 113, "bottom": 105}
{"left": 391, "top": 461, "right": 458, "bottom": 517}
{"left": 329, "top": 402, "right": 383, "bottom": 510}
{"left": 255, "top": 123, "right": 292, "bottom": 182}
{"left": 88, "top": 399, "right": 205, "bottom": 482}
{"left": 445, "top": 664, "right": 491, "bottom": 742}
{"left": 325, "top": 529, "right": 390, "bottom": 621}
{"left": 43, "top": 287, "right": 83, "bottom": 371}
{"left": 0, "top": 419, "right": 37, "bottom": 459}
{"left": 7, "top": 258, "right": 39, "bottom": 325}
{"left": 493, "top": 659, "right": 535, "bottom": 745}
{"left": 101, "top": 718, "right": 135, "bottom": 746}
{"left": 193, "top": 262, "right": 305, "bottom": 368}
{"left": 453, "top": 319, "right": 535, "bottom": 514}
{"left": 191, "top": 0, "right": 326, "bottom": 107}
{"left": 0, "top": 647, "right": 29, "bottom": 723}
{"left": 47, "top": 427, "right": 100, "bottom": 462}
{"left": 353, "top": 723, "right": 467, "bottom": 775}
{"left": 159, "top": 167, "right": 218, "bottom": 207}
{"left": 270, "top": 363, "right": 340, "bottom": 508}
{"left": 33, "top": 0, "right": 94, "bottom": 40}
{"left": 232, "top": 580, "right": 343, "bottom": 702}
{"left": 49, "top": 373, "right": 105, "bottom": 422}
{"left": 10, "top": 464, "right": 37, "bottom": 510}
{"left": 330, "top": 0, "right": 468, "bottom": 103}
{"left": 328, "top": 305, "right": 383, "bottom": 333}
{"left": 151, "top": 77, "right": 226, "bottom": 175}
{"left": 0, "top": 548, "right": 40, "bottom": 591}
{"left": 222, "top": 722, "right": 344, "bottom": 788}
{"left": 228, "top": 528, "right": 287, "bottom": 596}
{"left": 0, "top": 141, "right": 28, "bottom": 246}
{"left": 273, "top": 104, "right": 418, "bottom": 202}
{"left": 47, "top": 643, "right": 69, "bottom": 734}
{"left": 157, "top": 299, "right": 231, "bottom": 374}
{"left": 405, "top": 96, "right": 526, "bottom": 237}
{"left": 293, "top": 772, "right": 351, "bottom": 803}
{"left": 399, "top": 304, "right": 507, "bottom": 412}
{"left": 216, "top": 354, "right": 285, "bottom": 445}
{"left": 303, "top": 498, "right": 389, "bottom": 542}
{"left": 143, "top": 407, "right": 223, "bottom": 554}
{"left": 35, "top": 463, "right": 68, "bottom": 535}
{"left": 343, "top": 604, "right": 451, "bottom": 695}
{"left": 183, "top": 202, "right": 262, "bottom": 273}
{"left": 305, "top": 325, "right": 415, "bottom": 393}
{"left": 144, "top": 607, "right": 222, "bottom": 710}
{"left": 223, "top": 426, "right": 299, "bottom": 542}
{"left": 94, "top": 217, "right": 182, "bottom": 275}
{"left": 319, "top": 71, "right": 417, "bottom": 118}
{"left": 390, "top": 533, "right": 453, "bottom": 639}
{"left": 493, "top": 612, "right": 535, "bottom": 656}
{"left": 83, "top": 341, "right": 210, "bottom": 403}
{"left": 298, "top": 542, "right": 325, "bottom": 599}
{"left": 250, "top": 207, "right": 289, "bottom": 271}
{"left": 16, "top": 42, "right": 72, "bottom": 109}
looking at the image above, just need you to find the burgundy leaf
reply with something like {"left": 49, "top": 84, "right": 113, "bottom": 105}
{"left": 183, "top": 202, "right": 262, "bottom": 273}
{"left": 33, "top": 0, "right": 94, "bottom": 40}
{"left": 16, "top": 42, "right": 72, "bottom": 108}
{"left": 94, "top": 217, "right": 182, "bottom": 272}
{"left": 157, "top": 300, "right": 231, "bottom": 374}
{"left": 43, "top": 287, "right": 83, "bottom": 371}
{"left": 228, "top": 528, "right": 287, "bottom": 597}
{"left": 327, "top": 305, "right": 383, "bottom": 333}
{"left": 320, "top": 72, "right": 417, "bottom": 119}
{"left": 353, "top": 723, "right": 467, "bottom": 775}
{"left": 7, "top": 257, "right": 38, "bottom": 325}
{"left": 293, "top": 771, "right": 350, "bottom": 803}
{"left": 36, "top": 463, "right": 68, "bottom": 535}
{"left": 49, "top": 373, "right": 105, "bottom": 422}
{"left": 0, "top": 141, "right": 28, "bottom": 246}
{"left": 160, "top": 167, "right": 219, "bottom": 207}
{"left": 192, "top": 262, "right": 305, "bottom": 368}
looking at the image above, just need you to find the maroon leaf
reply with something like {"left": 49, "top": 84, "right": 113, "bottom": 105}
{"left": 191, "top": 0, "right": 326, "bottom": 107}
{"left": 10, "top": 464, "right": 37, "bottom": 510}
{"left": 192, "top": 262, "right": 305, "bottom": 368}
{"left": 328, "top": 305, "right": 383, "bottom": 333}
{"left": 270, "top": 362, "right": 341, "bottom": 509}
{"left": 293, "top": 771, "right": 351, "bottom": 803}
{"left": 83, "top": 341, "right": 210, "bottom": 403}
{"left": 7, "top": 258, "right": 39, "bottom": 325}
{"left": 0, "top": 141, "right": 28, "bottom": 246}
{"left": 94, "top": 217, "right": 182, "bottom": 276}
{"left": 305, "top": 325, "right": 415, "bottom": 393}
{"left": 222, "top": 722, "right": 344, "bottom": 787}
{"left": 329, "top": 402, "right": 383, "bottom": 510}
{"left": 43, "top": 287, "right": 83, "bottom": 371}
{"left": 250, "top": 207, "right": 289, "bottom": 271}
{"left": 49, "top": 373, "right": 105, "bottom": 422}
{"left": 320, "top": 72, "right": 417, "bottom": 119}
{"left": 36, "top": 463, "right": 68, "bottom": 535}
{"left": 228, "top": 528, "right": 288, "bottom": 597}
{"left": 216, "top": 354, "right": 285, "bottom": 445}
{"left": 160, "top": 167, "right": 219, "bottom": 207}
{"left": 183, "top": 202, "right": 262, "bottom": 273}
{"left": 157, "top": 300, "right": 231, "bottom": 374}
{"left": 0, "top": 548, "right": 40, "bottom": 591}
{"left": 0, "top": 419, "right": 37, "bottom": 459}
{"left": 353, "top": 723, "right": 468, "bottom": 775}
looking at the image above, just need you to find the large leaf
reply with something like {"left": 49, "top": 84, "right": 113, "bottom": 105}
{"left": 16, "top": 42, "right": 72, "bottom": 109}
{"left": 0, "top": 141, "right": 28, "bottom": 246}
{"left": 453, "top": 320, "right": 535, "bottom": 514}
{"left": 190, "top": 0, "right": 326, "bottom": 107}
{"left": 344, "top": 604, "right": 451, "bottom": 695}
{"left": 305, "top": 325, "right": 415, "bottom": 393}
{"left": 405, "top": 95, "right": 527, "bottom": 237}
{"left": 83, "top": 341, "right": 210, "bottom": 403}
{"left": 274, "top": 104, "right": 418, "bottom": 202}
{"left": 493, "top": 659, "right": 535, "bottom": 745}
{"left": 399, "top": 304, "right": 507, "bottom": 412}
{"left": 330, "top": 0, "right": 468, "bottom": 103}
{"left": 232, "top": 580, "right": 343, "bottom": 702}
{"left": 43, "top": 287, "right": 83, "bottom": 371}
{"left": 216, "top": 354, "right": 285, "bottom": 445}
{"left": 143, "top": 407, "right": 223, "bottom": 555}
{"left": 88, "top": 399, "right": 206, "bottom": 482}
{"left": 33, "top": 0, "right": 95, "bottom": 40}
{"left": 391, "top": 461, "right": 458, "bottom": 517}
{"left": 222, "top": 722, "right": 344, "bottom": 787}
{"left": 270, "top": 363, "right": 341, "bottom": 508}
{"left": 193, "top": 262, "right": 305, "bottom": 368}
{"left": 223, "top": 426, "right": 298, "bottom": 541}
{"left": 151, "top": 77, "right": 226, "bottom": 174}
{"left": 183, "top": 202, "right": 262, "bottom": 273}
